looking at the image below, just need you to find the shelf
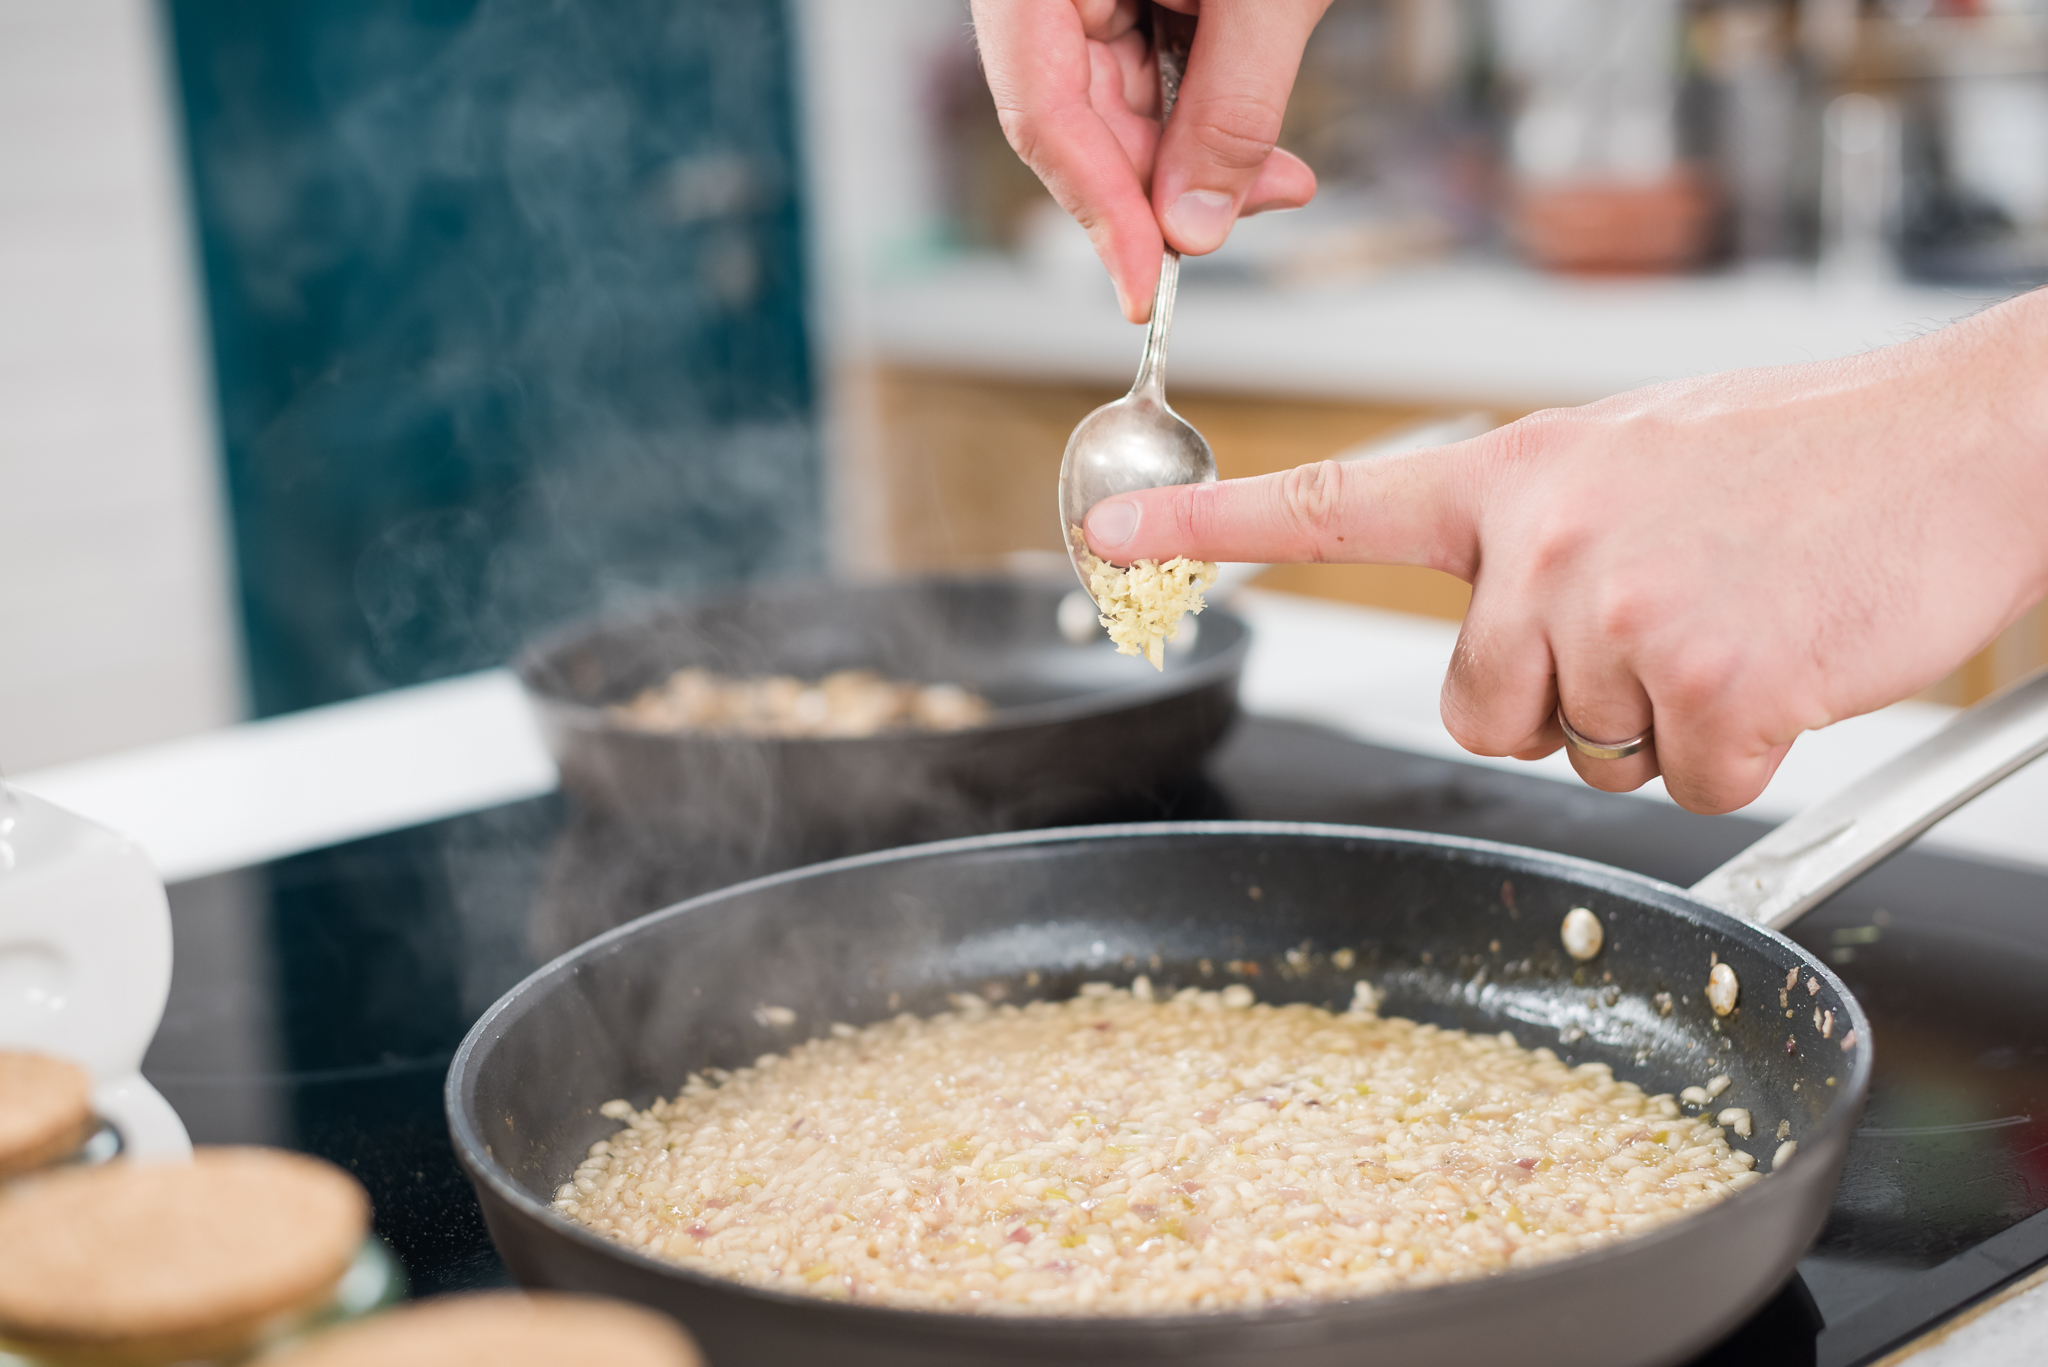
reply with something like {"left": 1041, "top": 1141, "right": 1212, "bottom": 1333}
{"left": 860, "top": 254, "right": 2010, "bottom": 408}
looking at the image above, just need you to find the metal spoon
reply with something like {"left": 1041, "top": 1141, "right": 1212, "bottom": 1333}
{"left": 1057, "top": 5, "right": 1213, "bottom": 607}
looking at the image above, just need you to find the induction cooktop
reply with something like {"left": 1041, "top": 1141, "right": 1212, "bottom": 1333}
{"left": 142, "top": 717, "right": 2048, "bottom": 1366}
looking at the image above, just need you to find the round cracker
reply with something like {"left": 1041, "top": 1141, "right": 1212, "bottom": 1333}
{"left": 256, "top": 1292, "right": 703, "bottom": 1367}
{"left": 0, "top": 1146, "right": 369, "bottom": 1362}
{"left": 0, "top": 1051, "right": 95, "bottom": 1179}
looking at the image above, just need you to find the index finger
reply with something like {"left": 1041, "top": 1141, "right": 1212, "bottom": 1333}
{"left": 1081, "top": 447, "right": 1481, "bottom": 577}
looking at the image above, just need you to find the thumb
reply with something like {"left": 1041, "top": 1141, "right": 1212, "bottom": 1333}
{"left": 1080, "top": 450, "right": 1479, "bottom": 575}
{"left": 1153, "top": 2, "right": 1327, "bottom": 255}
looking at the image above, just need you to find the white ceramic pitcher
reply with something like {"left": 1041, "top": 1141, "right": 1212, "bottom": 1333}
{"left": 0, "top": 782, "right": 191, "bottom": 1162}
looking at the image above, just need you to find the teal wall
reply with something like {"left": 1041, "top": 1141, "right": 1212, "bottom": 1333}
{"left": 163, "top": 0, "right": 821, "bottom": 715}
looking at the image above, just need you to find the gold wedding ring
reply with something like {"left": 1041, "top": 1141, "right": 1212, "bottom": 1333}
{"left": 1557, "top": 708, "right": 1652, "bottom": 761}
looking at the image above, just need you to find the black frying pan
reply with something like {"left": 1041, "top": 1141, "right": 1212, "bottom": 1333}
{"left": 448, "top": 673, "right": 2048, "bottom": 1366}
{"left": 515, "top": 575, "right": 1249, "bottom": 868}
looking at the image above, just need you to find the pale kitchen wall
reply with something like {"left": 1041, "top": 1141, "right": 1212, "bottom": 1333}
{"left": 0, "top": 0, "right": 243, "bottom": 772}
{"left": 790, "top": 0, "right": 970, "bottom": 575}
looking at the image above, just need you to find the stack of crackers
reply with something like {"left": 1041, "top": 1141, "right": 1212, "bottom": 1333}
{"left": 0, "top": 1050, "right": 700, "bottom": 1367}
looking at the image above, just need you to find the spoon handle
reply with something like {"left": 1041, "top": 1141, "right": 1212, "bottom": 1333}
{"left": 1152, "top": 3, "right": 1192, "bottom": 119}
{"left": 1131, "top": 250, "right": 1179, "bottom": 400}
{"left": 1134, "top": 4, "right": 1196, "bottom": 400}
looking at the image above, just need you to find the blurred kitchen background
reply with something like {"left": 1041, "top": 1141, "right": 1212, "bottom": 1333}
{"left": 7, "top": 0, "right": 2048, "bottom": 774}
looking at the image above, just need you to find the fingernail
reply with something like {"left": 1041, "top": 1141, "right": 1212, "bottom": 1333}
{"left": 1087, "top": 499, "right": 1140, "bottom": 547}
{"left": 1164, "top": 189, "right": 1235, "bottom": 254}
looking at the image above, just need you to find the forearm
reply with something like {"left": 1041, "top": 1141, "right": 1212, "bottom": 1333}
{"left": 1953, "top": 287, "right": 2048, "bottom": 607}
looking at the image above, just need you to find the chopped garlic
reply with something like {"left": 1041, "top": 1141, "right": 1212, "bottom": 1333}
{"left": 1071, "top": 526, "right": 1218, "bottom": 670}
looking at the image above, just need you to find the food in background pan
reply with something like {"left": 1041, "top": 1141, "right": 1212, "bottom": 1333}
{"left": 1071, "top": 527, "right": 1217, "bottom": 670}
{"left": 553, "top": 982, "right": 1758, "bottom": 1314}
{"left": 608, "top": 667, "right": 991, "bottom": 738}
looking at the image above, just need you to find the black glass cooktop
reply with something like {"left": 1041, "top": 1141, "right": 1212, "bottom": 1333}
{"left": 142, "top": 717, "right": 2048, "bottom": 1366}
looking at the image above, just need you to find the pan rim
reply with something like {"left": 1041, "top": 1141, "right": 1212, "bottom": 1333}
{"left": 446, "top": 819, "right": 1872, "bottom": 1341}
{"left": 511, "top": 573, "right": 1252, "bottom": 741}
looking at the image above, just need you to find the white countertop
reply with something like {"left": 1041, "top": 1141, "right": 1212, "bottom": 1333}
{"left": 863, "top": 255, "right": 2008, "bottom": 407}
{"left": 12, "top": 589, "right": 2046, "bottom": 1359}
{"left": 12, "top": 669, "right": 557, "bottom": 886}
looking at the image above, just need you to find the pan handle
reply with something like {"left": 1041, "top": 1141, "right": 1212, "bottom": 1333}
{"left": 1691, "top": 664, "right": 2048, "bottom": 929}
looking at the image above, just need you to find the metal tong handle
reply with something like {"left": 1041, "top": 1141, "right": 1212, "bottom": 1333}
{"left": 1693, "top": 665, "right": 2048, "bottom": 928}
{"left": 1132, "top": 4, "right": 1194, "bottom": 400}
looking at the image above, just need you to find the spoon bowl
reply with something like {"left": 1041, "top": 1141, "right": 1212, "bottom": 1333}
{"left": 1061, "top": 388, "right": 1214, "bottom": 505}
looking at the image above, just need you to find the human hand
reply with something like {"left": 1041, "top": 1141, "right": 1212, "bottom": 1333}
{"left": 970, "top": 0, "right": 1329, "bottom": 322}
{"left": 1079, "top": 291, "right": 2048, "bottom": 813}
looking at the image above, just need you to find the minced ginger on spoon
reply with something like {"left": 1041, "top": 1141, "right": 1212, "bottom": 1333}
{"left": 1070, "top": 525, "right": 1218, "bottom": 669}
